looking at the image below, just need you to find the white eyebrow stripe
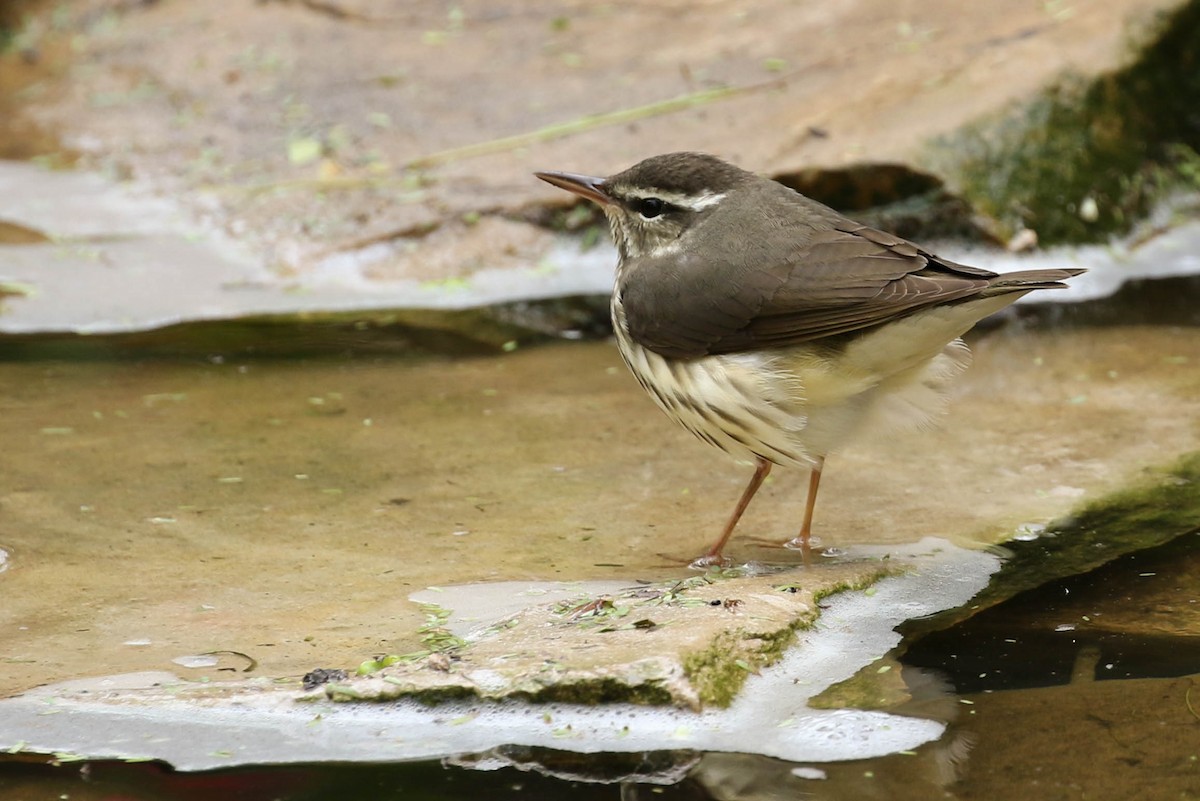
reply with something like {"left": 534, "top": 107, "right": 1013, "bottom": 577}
{"left": 685, "top": 191, "right": 727, "bottom": 210}
{"left": 624, "top": 188, "right": 727, "bottom": 212}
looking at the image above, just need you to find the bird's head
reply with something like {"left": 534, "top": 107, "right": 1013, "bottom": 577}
{"left": 535, "top": 152, "right": 753, "bottom": 263}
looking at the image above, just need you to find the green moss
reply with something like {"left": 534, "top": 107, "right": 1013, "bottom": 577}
{"left": 931, "top": 0, "right": 1200, "bottom": 244}
{"left": 0, "top": 305, "right": 570, "bottom": 361}
{"left": 324, "top": 674, "right": 677, "bottom": 707}
{"left": 832, "top": 451, "right": 1200, "bottom": 696}
{"left": 683, "top": 568, "right": 895, "bottom": 707}
{"left": 808, "top": 657, "right": 907, "bottom": 711}
{"left": 988, "top": 450, "right": 1200, "bottom": 600}
{"left": 515, "top": 678, "right": 676, "bottom": 706}
{"left": 354, "top": 603, "right": 470, "bottom": 679}
{"left": 904, "top": 450, "right": 1200, "bottom": 638}
{"left": 330, "top": 682, "right": 478, "bottom": 706}
{"left": 682, "top": 627, "right": 792, "bottom": 708}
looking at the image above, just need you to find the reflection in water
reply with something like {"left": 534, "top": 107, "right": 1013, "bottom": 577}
{"left": 903, "top": 529, "right": 1200, "bottom": 692}
{"left": 0, "top": 746, "right": 974, "bottom": 801}
{"left": 2, "top": 530, "right": 1196, "bottom": 798}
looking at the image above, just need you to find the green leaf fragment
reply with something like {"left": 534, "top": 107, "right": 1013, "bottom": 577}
{"left": 288, "top": 137, "right": 322, "bottom": 166}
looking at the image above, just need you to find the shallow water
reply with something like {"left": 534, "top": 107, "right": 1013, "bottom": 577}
{"left": 1, "top": 322, "right": 1198, "bottom": 798}
{"left": 1, "top": 325, "right": 1196, "bottom": 691}
{"left": 1, "top": 526, "right": 1196, "bottom": 799}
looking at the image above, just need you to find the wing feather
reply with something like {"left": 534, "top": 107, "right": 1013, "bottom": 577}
{"left": 620, "top": 221, "right": 1003, "bottom": 359}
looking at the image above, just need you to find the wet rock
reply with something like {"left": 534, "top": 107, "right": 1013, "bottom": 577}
{"left": 928, "top": 0, "right": 1200, "bottom": 243}
{"left": 321, "top": 564, "right": 895, "bottom": 710}
{"left": 901, "top": 525, "right": 1200, "bottom": 693}
{"left": 0, "top": 327, "right": 1195, "bottom": 697}
{"left": 0, "top": 539, "right": 1000, "bottom": 770}
{"left": 955, "top": 450, "right": 1200, "bottom": 618}
{"left": 2, "top": 2, "right": 1199, "bottom": 347}
{"left": 301, "top": 667, "right": 348, "bottom": 691}
{"left": 1, "top": 0, "right": 1187, "bottom": 295}
{"left": 0, "top": 220, "right": 48, "bottom": 244}
{"left": 772, "top": 163, "right": 999, "bottom": 243}
{"left": 0, "top": 159, "right": 614, "bottom": 345}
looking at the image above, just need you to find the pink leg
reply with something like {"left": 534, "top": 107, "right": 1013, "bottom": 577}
{"left": 784, "top": 455, "right": 825, "bottom": 553}
{"left": 691, "top": 457, "right": 772, "bottom": 568}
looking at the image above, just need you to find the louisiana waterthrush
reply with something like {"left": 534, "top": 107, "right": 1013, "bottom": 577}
{"left": 536, "top": 152, "right": 1083, "bottom": 567}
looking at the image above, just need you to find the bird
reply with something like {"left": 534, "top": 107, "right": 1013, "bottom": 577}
{"left": 535, "top": 152, "right": 1083, "bottom": 567}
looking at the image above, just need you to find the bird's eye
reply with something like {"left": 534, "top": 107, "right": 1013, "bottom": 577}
{"left": 634, "top": 197, "right": 666, "bottom": 219}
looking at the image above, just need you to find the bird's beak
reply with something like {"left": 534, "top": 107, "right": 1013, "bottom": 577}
{"left": 534, "top": 170, "right": 613, "bottom": 206}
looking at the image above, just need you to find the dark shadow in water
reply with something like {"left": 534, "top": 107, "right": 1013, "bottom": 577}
{"left": 0, "top": 751, "right": 716, "bottom": 801}
{"left": 0, "top": 272, "right": 1196, "bottom": 364}
{"left": 901, "top": 529, "right": 1200, "bottom": 693}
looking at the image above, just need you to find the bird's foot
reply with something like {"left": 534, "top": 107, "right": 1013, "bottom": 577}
{"left": 650, "top": 551, "right": 732, "bottom": 570}
{"left": 739, "top": 535, "right": 841, "bottom": 563}
{"left": 687, "top": 552, "right": 732, "bottom": 570}
{"left": 782, "top": 536, "right": 848, "bottom": 559}
{"left": 744, "top": 534, "right": 819, "bottom": 552}
{"left": 781, "top": 535, "right": 819, "bottom": 552}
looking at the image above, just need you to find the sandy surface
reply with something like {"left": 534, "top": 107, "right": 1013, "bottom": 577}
{"left": 3, "top": 0, "right": 1182, "bottom": 281}
{"left": 1, "top": 323, "right": 1196, "bottom": 695}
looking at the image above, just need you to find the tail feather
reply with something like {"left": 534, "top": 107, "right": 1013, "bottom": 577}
{"left": 983, "top": 267, "right": 1085, "bottom": 296}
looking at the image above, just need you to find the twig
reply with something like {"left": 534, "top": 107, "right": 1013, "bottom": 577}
{"left": 407, "top": 78, "right": 784, "bottom": 169}
{"left": 210, "top": 74, "right": 789, "bottom": 195}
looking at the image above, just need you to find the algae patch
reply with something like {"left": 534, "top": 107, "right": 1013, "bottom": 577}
{"left": 807, "top": 655, "right": 914, "bottom": 712}
{"left": 929, "top": 0, "right": 1200, "bottom": 244}
{"left": 903, "top": 450, "right": 1200, "bottom": 640}
{"left": 983, "top": 450, "right": 1200, "bottom": 605}
{"left": 683, "top": 569, "right": 897, "bottom": 707}
{"left": 820, "top": 450, "right": 1200, "bottom": 708}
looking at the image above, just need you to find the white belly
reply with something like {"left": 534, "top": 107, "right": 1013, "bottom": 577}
{"left": 609, "top": 292, "right": 1014, "bottom": 465}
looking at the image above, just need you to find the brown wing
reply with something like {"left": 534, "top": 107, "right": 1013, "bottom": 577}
{"left": 619, "top": 221, "right": 1002, "bottom": 360}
